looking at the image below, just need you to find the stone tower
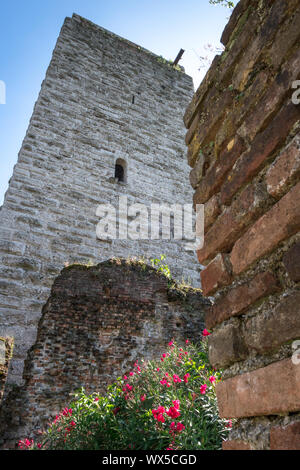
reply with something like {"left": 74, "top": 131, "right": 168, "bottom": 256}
{"left": 0, "top": 14, "right": 198, "bottom": 391}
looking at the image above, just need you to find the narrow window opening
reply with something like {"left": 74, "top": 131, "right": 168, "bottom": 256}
{"left": 114, "top": 158, "right": 127, "bottom": 183}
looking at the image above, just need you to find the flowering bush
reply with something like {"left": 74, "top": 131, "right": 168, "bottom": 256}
{"left": 20, "top": 334, "right": 232, "bottom": 450}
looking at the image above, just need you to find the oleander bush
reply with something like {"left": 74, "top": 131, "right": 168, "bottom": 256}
{"left": 18, "top": 332, "right": 232, "bottom": 450}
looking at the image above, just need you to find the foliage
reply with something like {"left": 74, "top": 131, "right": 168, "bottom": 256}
{"left": 18, "top": 337, "right": 232, "bottom": 450}
{"left": 209, "top": 0, "right": 235, "bottom": 8}
{"left": 156, "top": 56, "right": 182, "bottom": 72}
{"left": 150, "top": 254, "right": 172, "bottom": 280}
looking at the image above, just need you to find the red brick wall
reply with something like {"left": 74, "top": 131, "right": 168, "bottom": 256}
{"left": 184, "top": 0, "right": 300, "bottom": 450}
{"left": 0, "top": 259, "right": 209, "bottom": 448}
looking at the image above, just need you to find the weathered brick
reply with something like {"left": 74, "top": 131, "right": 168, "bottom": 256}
{"left": 186, "top": 88, "right": 235, "bottom": 167}
{"left": 232, "top": 0, "right": 291, "bottom": 91}
{"left": 283, "top": 242, "right": 300, "bottom": 282}
{"left": 216, "top": 70, "right": 269, "bottom": 151}
{"left": 218, "top": 10, "right": 259, "bottom": 86}
{"left": 208, "top": 323, "right": 248, "bottom": 369}
{"left": 244, "top": 291, "right": 300, "bottom": 354}
{"left": 230, "top": 182, "right": 300, "bottom": 274}
{"left": 216, "top": 358, "right": 300, "bottom": 418}
{"left": 197, "top": 181, "right": 267, "bottom": 264}
{"left": 266, "top": 135, "right": 300, "bottom": 198}
{"left": 200, "top": 253, "right": 232, "bottom": 296}
{"left": 204, "top": 195, "right": 221, "bottom": 233}
{"left": 184, "top": 55, "right": 220, "bottom": 129}
{"left": 220, "top": 0, "right": 251, "bottom": 46}
{"left": 222, "top": 440, "right": 252, "bottom": 450}
{"left": 270, "top": 422, "right": 300, "bottom": 450}
{"left": 267, "top": 4, "right": 300, "bottom": 69}
{"left": 0, "top": 261, "right": 209, "bottom": 444}
{"left": 221, "top": 102, "right": 300, "bottom": 205}
{"left": 206, "top": 272, "right": 279, "bottom": 330}
{"left": 193, "top": 136, "right": 246, "bottom": 204}
{"left": 238, "top": 48, "right": 300, "bottom": 142}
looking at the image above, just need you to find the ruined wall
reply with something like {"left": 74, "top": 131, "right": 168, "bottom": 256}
{"left": 0, "top": 338, "right": 13, "bottom": 403}
{"left": 184, "top": 0, "right": 300, "bottom": 450}
{"left": 0, "top": 259, "right": 210, "bottom": 447}
{"left": 0, "top": 14, "right": 198, "bottom": 392}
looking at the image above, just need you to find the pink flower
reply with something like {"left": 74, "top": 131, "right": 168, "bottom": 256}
{"left": 176, "top": 422, "right": 185, "bottom": 432}
{"left": 172, "top": 400, "right": 180, "bottom": 410}
{"left": 183, "top": 373, "right": 190, "bottom": 383}
{"left": 202, "top": 328, "right": 210, "bottom": 337}
{"left": 18, "top": 438, "right": 34, "bottom": 450}
{"left": 162, "top": 353, "right": 167, "bottom": 358}
{"left": 156, "top": 368, "right": 160, "bottom": 371}
{"left": 129, "top": 371, "right": 134, "bottom": 376}
{"left": 160, "top": 378, "right": 171, "bottom": 387}
{"left": 152, "top": 406, "right": 166, "bottom": 422}
{"left": 168, "top": 341, "right": 173, "bottom": 346}
{"left": 200, "top": 384, "right": 207, "bottom": 395}
{"left": 225, "top": 419, "right": 232, "bottom": 428}
{"left": 166, "top": 406, "right": 181, "bottom": 419}
{"left": 185, "top": 339, "right": 189, "bottom": 344}
{"left": 126, "top": 384, "right": 133, "bottom": 391}
{"left": 123, "top": 375, "right": 128, "bottom": 381}
{"left": 209, "top": 375, "right": 216, "bottom": 383}
{"left": 140, "top": 394, "right": 146, "bottom": 402}
{"left": 94, "top": 397, "right": 99, "bottom": 402}
{"left": 173, "top": 374, "right": 181, "bottom": 383}
{"left": 37, "top": 443, "right": 42, "bottom": 449}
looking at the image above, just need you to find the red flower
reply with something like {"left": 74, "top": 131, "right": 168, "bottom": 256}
{"left": 172, "top": 400, "right": 180, "bottom": 409}
{"left": 176, "top": 422, "right": 185, "bottom": 432}
{"left": 183, "top": 373, "right": 190, "bottom": 383}
{"left": 173, "top": 374, "right": 181, "bottom": 383}
{"left": 166, "top": 406, "right": 181, "bottom": 419}
{"left": 202, "top": 328, "right": 210, "bottom": 337}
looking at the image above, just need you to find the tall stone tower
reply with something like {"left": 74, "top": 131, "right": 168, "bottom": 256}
{"left": 0, "top": 14, "right": 198, "bottom": 391}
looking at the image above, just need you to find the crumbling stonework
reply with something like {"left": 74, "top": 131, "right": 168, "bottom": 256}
{"left": 0, "top": 259, "right": 210, "bottom": 447}
{"left": 0, "top": 337, "right": 13, "bottom": 404}
{"left": 0, "top": 14, "right": 199, "bottom": 392}
{"left": 184, "top": 0, "right": 300, "bottom": 450}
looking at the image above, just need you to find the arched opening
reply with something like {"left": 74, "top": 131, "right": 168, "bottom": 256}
{"left": 114, "top": 158, "right": 127, "bottom": 183}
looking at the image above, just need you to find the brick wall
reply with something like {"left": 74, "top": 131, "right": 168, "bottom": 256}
{"left": 184, "top": 0, "right": 300, "bottom": 450}
{"left": 0, "top": 13, "right": 198, "bottom": 392}
{"left": 0, "top": 259, "right": 210, "bottom": 448}
{"left": 0, "top": 337, "right": 13, "bottom": 403}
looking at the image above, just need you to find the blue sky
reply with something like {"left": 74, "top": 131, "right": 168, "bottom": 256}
{"left": 0, "top": 0, "right": 231, "bottom": 205}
